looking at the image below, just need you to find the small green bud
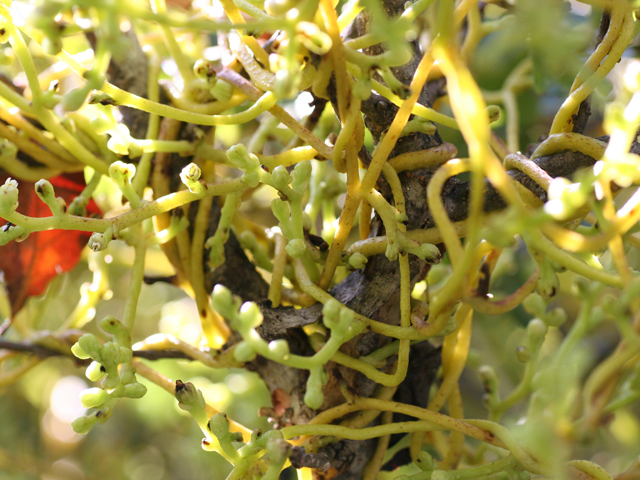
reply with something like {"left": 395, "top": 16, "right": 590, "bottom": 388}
{"left": 234, "top": 341, "right": 257, "bottom": 362}
{"left": 322, "top": 299, "right": 341, "bottom": 324}
{"left": 100, "top": 316, "right": 130, "bottom": 344}
{"left": 86, "top": 361, "right": 106, "bottom": 382}
{"left": 415, "top": 451, "right": 436, "bottom": 472}
{"left": 286, "top": 238, "right": 306, "bottom": 258}
{"left": 401, "top": 118, "right": 437, "bottom": 137}
{"left": 266, "top": 437, "right": 291, "bottom": 464}
{"left": 212, "top": 284, "right": 238, "bottom": 319}
{"left": 239, "top": 230, "right": 258, "bottom": 249}
{"left": 71, "top": 342, "right": 91, "bottom": 360}
{"left": 72, "top": 414, "right": 99, "bottom": 435}
{"left": 268, "top": 339, "right": 290, "bottom": 360}
{"left": 572, "top": 277, "right": 591, "bottom": 298}
{"left": 243, "top": 171, "right": 261, "bottom": 188}
{"left": 272, "top": 166, "right": 293, "bottom": 191}
{"left": 271, "top": 198, "right": 291, "bottom": 224}
{"left": 90, "top": 116, "right": 113, "bottom": 135}
{"left": 527, "top": 318, "right": 548, "bottom": 348}
{"left": 386, "top": 240, "right": 400, "bottom": 261}
{"left": 208, "top": 413, "right": 231, "bottom": 439}
{"left": 209, "top": 80, "right": 233, "bottom": 102}
{"left": 304, "top": 367, "right": 325, "bottom": 410}
{"left": 62, "top": 86, "right": 90, "bottom": 111}
{"left": 544, "top": 307, "right": 566, "bottom": 328}
{"left": 88, "top": 232, "right": 109, "bottom": 252}
{"left": 118, "top": 347, "right": 133, "bottom": 364}
{"left": 237, "top": 301, "right": 263, "bottom": 330}
{"left": 80, "top": 387, "right": 111, "bottom": 408}
{"left": 0, "top": 178, "right": 19, "bottom": 217}
{"left": 227, "top": 144, "right": 260, "bottom": 172}
{"left": 78, "top": 334, "right": 102, "bottom": 360}
{"left": 292, "top": 162, "right": 312, "bottom": 195}
{"left": 414, "top": 243, "right": 441, "bottom": 262}
{"left": 124, "top": 383, "right": 147, "bottom": 399}
{"left": 486, "top": 105, "right": 501, "bottom": 124}
{"left": 100, "top": 341, "right": 120, "bottom": 363}
{"left": 175, "top": 380, "right": 206, "bottom": 412}
{"left": 348, "top": 252, "right": 368, "bottom": 269}
{"left": 0, "top": 139, "right": 17, "bottom": 159}
{"left": 523, "top": 293, "right": 546, "bottom": 317}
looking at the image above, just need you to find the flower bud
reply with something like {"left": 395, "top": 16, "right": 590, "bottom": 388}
{"left": 523, "top": 293, "right": 546, "bottom": 317}
{"left": 268, "top": 339, "right": 290, "bottom": 360}
{"left": 486, "top": 105, "right": 501, "bottom": 124}
{"left": 233, "top": 341, "right": 256, "bottom": 363}
{"left": 175, "top": 380, "right": 206, "bottom": 412}
{"left": 86, "top": 361, "right": 106, "bottom": 382}
{"left": 238, "top": 301, "right": 263, "bottom": 330}
{"left": 180, "top": 163, "right": 205, "bottom": 194}
{"left": 78, "top": 334, "right": 102, "bottom": 360}
{"left": 266, "top": 437, "right": 291, "bottom": 465}
{"left": 209, "top": 80, "right": 233, "bottom": 102}
{"left": 227, "top": 144, "right": 260, "bottom": 172}
{"left": 242, "top": 170, "right": 261, "bottom": 188}
{"left": 285, "top": 238, "right": 306, "bottom": 258}
{"left": 71, "top": 342, "right": 91, "bottom": 360}
{"left": 415, "top": 451, "right": 436, "bottom": 472}
{"left": 208, "top": 413, "right": 231, "bottom": 439}
{"left": 100, "top": 341, "right": 120, "bottom": 364}
{"left": 88, "top": 232, "right": 109, "bottom": 252}
{"left": 304, "top": 367, "right": 326, "bottom": 410}
{"left": 0, "top": 178, "right": 19, "bottom": 218}
{"left": 80, "top": 387, "right": 110, "bottom": 408}
{"left": 100, "top": 316, "right": 130, "bottom": 344}
{"left": 124, "top": 382, "right": 147, "bottom": 399}
{"left": 271, "top": 198, "right": 291, "bottom": 224}
{"left": 271, "top": 166, "right": 293, "bottom": 191}
{"left": 348, "top": 252, "right": 368, "bottom": 269}
{"left": 212, "top": 284, "right": 237, "bottom": 319}
{"left": 291, "top": 162, "right": 312, "bottom": 195}
{"left": 72, "top": 414, "right": 99, "bottom": 435}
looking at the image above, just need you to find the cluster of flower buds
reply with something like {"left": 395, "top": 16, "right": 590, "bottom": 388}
{"left": 70, "top": 316, "right": 147, "bottom": 434}
{"left": 175, "top": 380, "right": 292, "bottom": 474}
{"left": 212, "top": 284, "right": 361, "bottom": 409}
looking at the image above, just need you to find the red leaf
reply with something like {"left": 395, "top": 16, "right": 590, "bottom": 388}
{"left": 0, "top": 172, "right": 101, "bottom": 315}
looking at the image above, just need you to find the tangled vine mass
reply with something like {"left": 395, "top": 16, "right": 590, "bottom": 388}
{"left": 2, "top": 0, "right": 640, "bottom": 479}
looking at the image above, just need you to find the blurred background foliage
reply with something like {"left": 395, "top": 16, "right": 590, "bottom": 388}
{"left": 2, "top": 0, "right": 640, "bottom": 479}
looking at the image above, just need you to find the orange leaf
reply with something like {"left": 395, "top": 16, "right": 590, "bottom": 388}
{"left": 0, "top": 173, "right": 101, "bottom": 315}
